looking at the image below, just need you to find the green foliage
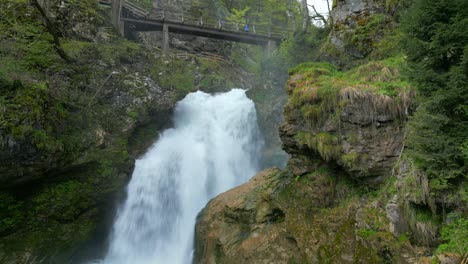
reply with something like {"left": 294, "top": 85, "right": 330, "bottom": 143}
{"left": 402, "top": 0, "right": 468, "bottom": 202}
{"left": 437, "top": 217, "right": 468, "bottom": 254}
{"left": 371, "top": 27, "right": 404, "bottom": 59}
{"left": 0, "top": 1, "right": 43, "bottom": 41}
{"left": 219, "top": 0, "right": 299, "bottom": 29}
{"left": 278, "top": 27, "right": 329, "bottom": 68}
{"left": 403, "top": 203, "right": 440, "bottom": 245}
{"left": 0, "top": 193, "right": 24, "bottom": 234}
{"left": 289, "top": 61, "right": 337, "bottom": 76}
{"left": 228, "top": 7, "right": 250, "bottom": 24}
{"left": 150, "top": 58, "right": 197, "bottom": 97}
{"left": 0, "top": 69, "right": 13, "bottom": 91}
{"left": 350, "top": 14, "right": 392, "bottom": 53}
{"left": 33, "top": 181, "right": 94, "bottom": 223}
{"left": 357, "top": 228, "right": 377, "bottom": 238}
{"left": 24, "top": 40, "right": 59, "bottom": 69}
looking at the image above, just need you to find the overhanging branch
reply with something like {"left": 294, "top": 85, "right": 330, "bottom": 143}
{"left": 30, "top": 0, "right": 74, "bottom": 63}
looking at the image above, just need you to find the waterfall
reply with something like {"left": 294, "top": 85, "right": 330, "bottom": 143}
{"left": 95, "top": 89, "right": 263, "bottom": 264}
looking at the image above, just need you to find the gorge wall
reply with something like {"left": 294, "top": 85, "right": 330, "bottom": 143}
{"left": 194, "top": 59, "right": 422, "bottom": 264}
{"left": 0, "top": 0, "right": 282, "bottom": 262}
{"left": 193, "top": 0, "right": 467, "bottom": 263}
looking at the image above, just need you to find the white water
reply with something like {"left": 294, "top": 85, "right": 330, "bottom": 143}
{"left": 95, "top": 89, "right": 263, "bottom": 264}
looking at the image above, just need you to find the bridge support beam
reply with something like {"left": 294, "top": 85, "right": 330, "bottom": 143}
{"left": 266, "top": 40, "right": 277, "bottom": 56}
{"left": 162, "top": 23, "right": 170, "bottom": 53}
{"left": 111, "top": 0, "right": 123, "bottom": 35}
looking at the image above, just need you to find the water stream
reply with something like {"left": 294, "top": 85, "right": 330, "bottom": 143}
{"left": 93, "top": 89, "right": 263, "bottom": 264}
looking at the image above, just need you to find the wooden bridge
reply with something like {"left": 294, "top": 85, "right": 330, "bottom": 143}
{"left": 101, "top": 0, "right": 291, "bottom": 52}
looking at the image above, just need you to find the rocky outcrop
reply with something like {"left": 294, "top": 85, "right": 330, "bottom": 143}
{"left": 194, "top": 59, "right": 423, "bottom": 263}
{"left": 194, "top": 168, "right": 301, "bottom": 264}
{"left": 0, "top": 51, "right": 174, "bottom": 188}
{"left": 324, "top": 0, "right": 399, "bottom": 61}
{"left": 194, "top": 166, "right": 425, "bottom": 263}
{"left": 280, "top": 61, "right": 413, "bottom": 184}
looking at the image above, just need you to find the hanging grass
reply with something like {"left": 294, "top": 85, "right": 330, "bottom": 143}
{"left": 286, "top": 57, "right": 415, "bottom": 127}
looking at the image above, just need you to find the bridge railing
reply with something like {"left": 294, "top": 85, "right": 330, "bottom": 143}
{"left": 122, "top": 1, "right": 292, "bottom": 39}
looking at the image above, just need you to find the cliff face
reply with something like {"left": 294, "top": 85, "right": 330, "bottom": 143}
{"left": 0, "top": 1, "right": 262, "bottom": 262}
{"left": 280, "top": 60, "right": 413, "bottom": 184}
{"left": 322, "top": 0, "right": 400, "bottom": 67}
{"left": 193, "top": 59, "right": 426, "bottom": 263}
{"left": 0, "top": 56, "right": 175, "bottom": 187}
{"left": 195, "top": 168, "right": 422, "bottom": 264}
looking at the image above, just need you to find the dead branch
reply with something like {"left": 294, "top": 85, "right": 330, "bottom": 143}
{"left": 308, "top": 4, "right": 328, "bottom": 26}
{"left": 30, "top": 0, "right": 74, "bottom": 63}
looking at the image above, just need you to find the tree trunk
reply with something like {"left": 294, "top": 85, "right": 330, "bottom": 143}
{"left": 301, "top": 0, "right": 309, "bottom": 31}
{"left": 286, "top": 0, "right": 297, "bottom": 32}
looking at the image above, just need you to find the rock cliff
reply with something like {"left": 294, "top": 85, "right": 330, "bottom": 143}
{"left": 280, "top": 60, "right": 413, "bottom": 184}
{"left": 0, "top": 1, "right": 262, "bottom": 262}
{"left": 193, "top": 59, "right": 430, "bottom": 263}
{"left": 323, "top": 0, "right": 401, "bottom": 65}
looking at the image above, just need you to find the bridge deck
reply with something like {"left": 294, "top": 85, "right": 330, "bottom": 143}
{"left": 121, "top": 17, "right": 282, "bottom": 45}
{"left": 117, "top": 1, "right": 289, "bottom": 46}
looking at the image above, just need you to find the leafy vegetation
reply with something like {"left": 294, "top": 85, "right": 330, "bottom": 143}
{"left": 402, "top": 0, "right": 468, "bottom": 198}
{"left": 0, "top": 193, "right": 25, "bottom": 235}
{"left": 438, "top": 217, "right": 468, "bottom": 254}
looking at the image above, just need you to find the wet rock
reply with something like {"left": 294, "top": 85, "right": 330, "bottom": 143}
{"left": 194, "top": 166, "right": 422, "bottom": 263}
{"left": 385, "top": 195, "right": 408, "bottom": 236}
{"left": 437, "top": 253, "right": 463, "bottom": 264}
{"left": 194, "top": 168, "right": 304, "bottom": 264}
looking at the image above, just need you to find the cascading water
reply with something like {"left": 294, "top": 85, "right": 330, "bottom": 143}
{"left": 94, "top": 89, "right": 263, "bottom": 264}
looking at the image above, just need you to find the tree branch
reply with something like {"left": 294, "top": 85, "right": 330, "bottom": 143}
{"left": 30, "top": 0, "right": 74, "bottom": 63}
{"left": 309, "top": 4, "right": 328, "bottom": 26}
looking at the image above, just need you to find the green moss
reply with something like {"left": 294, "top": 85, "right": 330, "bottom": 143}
{"left": 357, "top": 228, "right": 378, "bottom": 238}
{"left": 150, "top": 58, "right": 196, "bottom": 97}
{"left": 127, "top": 110, "right": 139, "bottom": 120}
{"left": 33, "top": 181, "right": 95, "bottom": 223}
{"left": 287, "top": 57, "right": 412, "bottom": 135}
{"left": 341, "top": 152, "right": 359, "bottom": 169}
{"left": 296, "top": 131, "right": 342, "bottom": 161}
{"left": 353, "top": 241, "right": 382, "bottom": 263}
{"left": 288, "top": 62, "right": 337, "bottom": 76}
{"left": 349, "top": 13, "right": 394, "bottom": 56}
{"left": 300, "top": 104, "right": 321, "bottom": 121}
{"left": 0, "top": 81, "right": 66, "bottom": 153}
{"left": 24, "top": 40, "right": 59, "bottom": 69}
